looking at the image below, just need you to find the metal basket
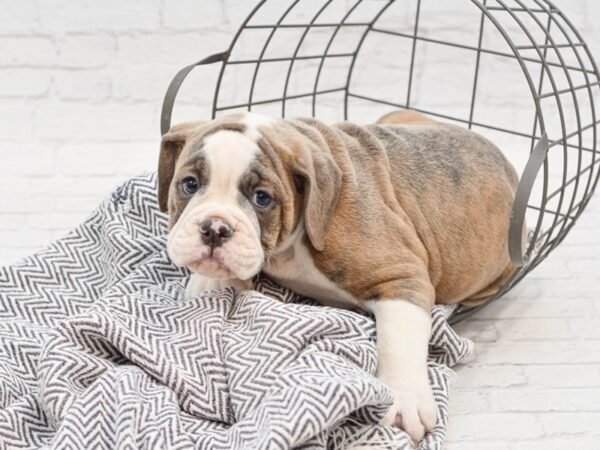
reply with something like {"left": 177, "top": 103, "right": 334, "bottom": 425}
{"left": 161, "top": 0, "right": 600, "bottom": 324}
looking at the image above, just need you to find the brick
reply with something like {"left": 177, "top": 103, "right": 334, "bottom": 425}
{"left": 162, "top": 0, "right": 230, "bottom": 30}
{"left": 0, "top": 230, "right": 56, "bottom": 248}
{"left": 490, "top": 388, "right": 600, "bottom": 412}
{"left": 57, "top": 34, "right": 115, "bottom": 68}
{"left": 568, "top": 319, "right": 600, "bottom": 339}
{"left": 550, "top": 242, "right": 600, "bottom": 260}
{"left": 45, "top": 176, "right": 128, "bottom": 197}
{"left": 0, "top": 214, "right": 26, "bottom": 231}
{"left": 116, "top": 33, "right": 223, "bottom": 66}
{"left": 0, "top": 106, "right": 35, "bottom": 140}
{"left": 0, "top": 37, "right": 56, "bottom": 66}
{"left": 524, "top": 364, "right": 600, "bottom": 388}
{"left": 57, "top": 144, "right": 119, "bottom": 175}
{"left": 452, "top": 319, "right": 499, "bottom": 342}
{"left": 509, "top": 437, "right": 600, "bottom": 450}
{"left": 111, "top": 64, "right": 177, "bottom": 103}
{"left": 526, "top": 278, "right": 600, "bottom": 300}
{"left": 525, "top": 255, "right": 573, "bottom": 280}
{"left": 565, "top": 259, "right": 600, "bottom": 280}
{"left": 474, "top": 296, "right": 597, "bottom": 320}
{"left": 453, "top": 365, "right": 527, "bottom": 388}
{"left": 56, "top": 196, "right": 104, "bottom": 213}
{"left": 0, "top": 193, "right": 56, "bottom": 213}
{"left": 169, "top": 103, "right": 215, "bottom": 127}
{"left": 0, "top": 0, "right": 37, "bottom": 34}
{"left": 474, "top": 341, "right": 600, "bottom": 364}
{"left": 446, "top": 443, "right": 510, "bottom": 450}
{"left": 0, "top": 144, "right": 55, "bottom": 176}
{"left": 0, "top": 248, "right": 37, "bottom": 266}
{"left": 113, "top": 143, "right": 157, "bottom": 175}
{"left": 0, "top": 69, "right": 52, "bottom": 97}
{"left": 492, "top": 319, "right": 574, "bottom": 341}
{"left": 536, "top": 412, "right": 600, "bottom": 437}
{"left": 111, "top": 63, "right": 218, "bottom": 106}
{"left": 26, "top": 212, "right": 89, "bottom": 230}
{"left": 557, "top": 223, "right": 600, "bottom": 246}
{"left": 54, "top": 70, "right": 111, "bottom": 101}
{"left": 447, "top": 413, "right": 544, "bottom": 440}
{"left": 35, "top": 104, "right": 156, "bottom": 141}
{"left": 448, "top": 389, "right": 490, "bottom": 415}
{"left": 38, "top": 0, "right": 160, "bottom": 32}
{"left": 0, "top": 175, "right": 124, "bottom": 200}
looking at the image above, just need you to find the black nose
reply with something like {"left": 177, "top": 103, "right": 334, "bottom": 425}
{"left": 200, "top": 218, "right": 233, "bottom": 248}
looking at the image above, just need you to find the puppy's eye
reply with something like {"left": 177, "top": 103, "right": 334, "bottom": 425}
{"left": 181, "top": 177, "right": 199, "bottom": 195}
{"left": 253, "top": 190, "right": 273, "bottom": 208}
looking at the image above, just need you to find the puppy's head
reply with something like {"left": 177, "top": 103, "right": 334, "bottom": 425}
{"left": 158, "top": 113, "right": 341, "bottom": 281}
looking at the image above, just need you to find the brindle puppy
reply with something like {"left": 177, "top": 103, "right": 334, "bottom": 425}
{"left": 158, "top": 110, "right": 518, "bottom": 445}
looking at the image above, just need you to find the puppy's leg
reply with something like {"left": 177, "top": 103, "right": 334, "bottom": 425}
{"left": 366, "top": 299, "right": 437, "bottom": 445}
{"left": 185, "top": 273, "right": 252, "bottom": 298}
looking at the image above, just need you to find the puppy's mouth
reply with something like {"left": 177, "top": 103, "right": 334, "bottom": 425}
{"left": 187, "top": 248, "right": 234, "bottom": 279}
{"left": 166, "top": 205, "right": 265, "bottom": 281}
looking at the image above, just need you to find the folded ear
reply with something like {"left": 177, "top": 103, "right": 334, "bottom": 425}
{"left": 158, "top": 121, "right": 203, "bottom": 213}
{"left": 294, "top": 146, "right": 342, "bottom": 251}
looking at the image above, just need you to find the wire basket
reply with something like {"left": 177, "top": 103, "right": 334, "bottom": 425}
{"left": 161, "top": 0, "right": 600, "bottom": 324}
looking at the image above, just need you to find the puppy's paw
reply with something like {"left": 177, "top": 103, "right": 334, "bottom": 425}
{"left": 381, "top": 381, "right": 437, "bottom": 447}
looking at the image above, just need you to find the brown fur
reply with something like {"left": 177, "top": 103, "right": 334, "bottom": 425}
{"left": 264, "top": 112, "right": 517, "bottom": 310}
{"left": 159, "top": 111, "right": 518, "bottom": 311}
{"left": 158, "top": 121, "right": 204, "bottom": 214}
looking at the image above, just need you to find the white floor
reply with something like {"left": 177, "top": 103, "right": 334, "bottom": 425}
{"left": 446, "top": 195, "right": 600, "bottom": 449}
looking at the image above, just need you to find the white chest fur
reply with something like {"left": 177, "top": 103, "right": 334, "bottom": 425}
{"left": 263, "top": 235, "right": 360, "bottom": 310}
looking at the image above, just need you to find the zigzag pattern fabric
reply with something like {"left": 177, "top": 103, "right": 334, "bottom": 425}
{"left": 0, "top": 173, "right": 473, "bottom": 450}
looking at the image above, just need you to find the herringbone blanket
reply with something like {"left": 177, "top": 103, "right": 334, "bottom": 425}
{"left": 0, "top": 173, "right": 473, "bottom": 450}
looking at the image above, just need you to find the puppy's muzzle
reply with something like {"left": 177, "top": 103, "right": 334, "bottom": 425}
{"left": 200, "top": 217, "right": 233, "bottom": 249}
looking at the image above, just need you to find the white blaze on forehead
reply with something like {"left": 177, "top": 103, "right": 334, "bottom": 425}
{"left": 203, "top": 130, "right": 259, "bottom": 197}
{"left": 243, "top": 112, "right": 275, "bottom": 141}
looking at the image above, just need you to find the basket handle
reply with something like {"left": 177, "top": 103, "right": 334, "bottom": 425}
{"left": 160, "top": 51, "right": 229, "bottom": 136}
{"left": 508, "top": 133, "right": 549, "bottom": 266}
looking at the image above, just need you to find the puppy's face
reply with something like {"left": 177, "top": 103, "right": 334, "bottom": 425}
{"left": 158, "top": 113, "right": 341, "bottom": 282}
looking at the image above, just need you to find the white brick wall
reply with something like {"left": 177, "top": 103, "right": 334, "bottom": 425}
{"left": 1, "top": 1, "right": 600, "bottom": 448}
{"left": 0, "top": 0, "right": 246, "bottom": 259}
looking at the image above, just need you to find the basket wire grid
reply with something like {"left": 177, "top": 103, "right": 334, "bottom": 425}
{"left": 161, "top": 0, "right": 600, "bottom": 324}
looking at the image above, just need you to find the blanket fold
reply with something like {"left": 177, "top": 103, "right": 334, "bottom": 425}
{"left": 0, "top": 174, "right": 473, "bottom": 450}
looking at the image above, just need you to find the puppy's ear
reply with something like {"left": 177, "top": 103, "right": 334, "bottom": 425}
{"left": 158, "top": 121, "right": 203, "bottom": 213}
{"left": 294, "top": 146, "right": 342, "bottom": 251}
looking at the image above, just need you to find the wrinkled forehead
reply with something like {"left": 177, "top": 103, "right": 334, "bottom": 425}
{"left": 204, "top": 130, "right": 258, "bottom": 188}
{"left": 178, "top": 113, "right": 280, "bottom": 187}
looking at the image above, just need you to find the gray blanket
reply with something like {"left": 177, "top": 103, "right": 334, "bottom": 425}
{"left": 0, "top": 173, "right": 473, "bottom": 450}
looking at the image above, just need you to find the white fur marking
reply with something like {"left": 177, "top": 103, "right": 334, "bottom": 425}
{"left": 365, "top": 300, "right": 430, "bottom": 383}
{"left": 366, "top": 299, "right": 436, "bottom": 443}
{"left": 264, "top": 231, "right": 358, "bottom": 310}
{"left": 203, "top": 130, "right": 258, "bottom": 199}
{"left": 243, "top": 112, "right": 275, "bottom": 142}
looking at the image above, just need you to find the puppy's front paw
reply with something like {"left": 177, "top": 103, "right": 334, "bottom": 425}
{"left": 381, "top": 381, "right": 437, "bottom": 446}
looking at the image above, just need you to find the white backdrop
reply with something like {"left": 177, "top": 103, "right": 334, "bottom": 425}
{"left": 1, "top": 2, "right": 600, "bottom": 448}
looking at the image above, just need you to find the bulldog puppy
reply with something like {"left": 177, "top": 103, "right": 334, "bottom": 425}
{"left": 158, "top": 110, "right": 518, "bottom": 445}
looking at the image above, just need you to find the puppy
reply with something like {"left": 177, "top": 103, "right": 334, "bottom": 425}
{"left": 158, "top": 110, "right": 518, "bottom": 444}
